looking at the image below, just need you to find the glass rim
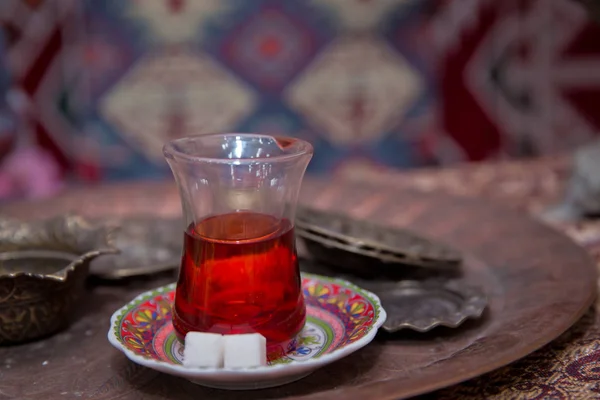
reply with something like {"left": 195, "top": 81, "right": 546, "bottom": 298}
{"left": 163, "top": 133, "right": 313, "bottom": 164}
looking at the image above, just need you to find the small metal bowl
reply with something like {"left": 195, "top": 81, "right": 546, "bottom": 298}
{"left": 0, "top": 215, "right": 117, "bottom": 345}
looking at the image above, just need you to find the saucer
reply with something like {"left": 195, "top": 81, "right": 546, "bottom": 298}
{"left": 108, "top": 273, "right": 386, "bottom": 390}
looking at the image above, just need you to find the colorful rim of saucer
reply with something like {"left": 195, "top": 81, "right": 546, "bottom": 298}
{"left": 107, "top": 273, "right": 386, "bottom": 389}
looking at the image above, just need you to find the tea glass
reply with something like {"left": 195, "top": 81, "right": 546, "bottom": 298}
{"left": 163, "top": 134, "right": 313, "bottom": 352}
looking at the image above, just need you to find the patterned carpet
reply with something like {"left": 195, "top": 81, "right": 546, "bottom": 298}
{"left": 0, "top": 0, "right": 599, "bottom": 196}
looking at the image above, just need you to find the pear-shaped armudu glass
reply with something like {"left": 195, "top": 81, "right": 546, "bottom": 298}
{"left": 163, "top": 133, "right": 313, "bottom": 351}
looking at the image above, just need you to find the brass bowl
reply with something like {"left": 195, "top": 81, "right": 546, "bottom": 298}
{"left": 0, "top": 215, "right": 117, "bottom": 345}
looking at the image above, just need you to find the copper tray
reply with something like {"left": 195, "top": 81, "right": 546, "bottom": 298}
{"left": 0, "top": 179, "right": 595, "bottom": 400}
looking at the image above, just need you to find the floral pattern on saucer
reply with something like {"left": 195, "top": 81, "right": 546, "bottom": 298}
{"left": 113, "top": 273, "right": 381, "bottom": 365}
{"left": 108, "top": 273, "right": 386, "bottom": 390}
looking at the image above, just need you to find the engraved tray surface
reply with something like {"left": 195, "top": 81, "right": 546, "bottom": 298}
{"left": 0, "top": 179, "right": 594, "bottom": 400}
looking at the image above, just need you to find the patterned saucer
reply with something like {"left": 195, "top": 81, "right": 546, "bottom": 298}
{"left": 108, "top": 273, "right": 386, "bottom": 390}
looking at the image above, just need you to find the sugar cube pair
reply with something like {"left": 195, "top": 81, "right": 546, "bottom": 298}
{"left": 183, "top": 332, "right": 267, "bottom": 369}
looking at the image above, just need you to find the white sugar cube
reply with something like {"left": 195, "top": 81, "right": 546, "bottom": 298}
{"left": 223, "top": 333, "right": 267, "bottom": 368}
{"left": 183, "top": 332, "right": 224, "bottom": 368}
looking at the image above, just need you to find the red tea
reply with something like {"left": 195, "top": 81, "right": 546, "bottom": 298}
{"left": 172, "top": 211, "right": 306, "bottom": 347}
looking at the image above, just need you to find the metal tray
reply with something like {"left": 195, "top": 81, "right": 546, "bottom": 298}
{"left": 0, "top": 179, "right": 595, "bottom": 400}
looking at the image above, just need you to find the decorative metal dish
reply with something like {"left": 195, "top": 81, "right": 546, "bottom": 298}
{"left": 375, "top": 280, "right": 487, "bottom": 333}
{"left": 299, "top": 258, "right": 486, "bottom": 333}
{"left": 296, "top": 207, "right": 462, "bottom": 275}
{"left": 0, "top": 215, "right": 117, "bottom": 345}
{"left": 89, "top": 216, "right": 182, "bottom": 280}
